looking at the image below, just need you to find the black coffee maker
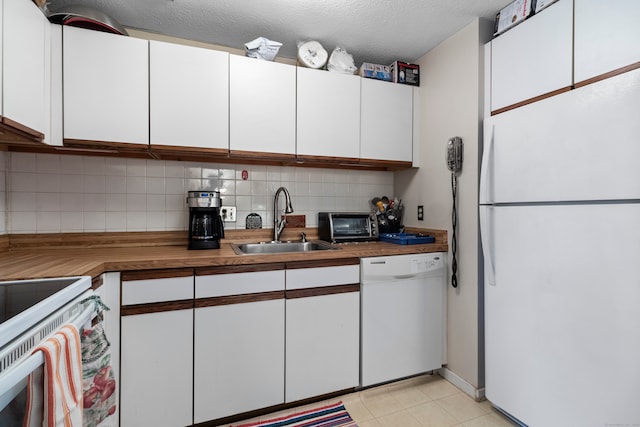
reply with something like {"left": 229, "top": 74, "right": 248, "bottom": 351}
{"left": 187, "top": 191, "right": 224, "bottom": 249}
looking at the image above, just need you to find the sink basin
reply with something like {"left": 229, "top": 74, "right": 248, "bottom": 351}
{"left": 231, "top": 240, "right": 339, "bottom": 255}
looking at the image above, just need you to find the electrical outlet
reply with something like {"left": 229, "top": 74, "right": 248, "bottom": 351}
{"left": 221, "top": 206, "right": 237, "bottom": 222}
{"left": 417, "top": 205, "right": 424, "bottom": 221}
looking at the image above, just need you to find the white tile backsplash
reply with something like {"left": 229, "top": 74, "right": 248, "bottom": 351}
{"left": 4, "top": 153, "right": 394, "bottom": 233}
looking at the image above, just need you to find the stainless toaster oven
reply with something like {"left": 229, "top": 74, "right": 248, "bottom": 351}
{"left": 318, "top": 212, "right": 379, "bottom": 243}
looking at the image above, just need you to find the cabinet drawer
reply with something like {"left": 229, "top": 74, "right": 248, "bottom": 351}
{"left": 196, "top": 269, "right": 285, "bottom": 298}
{"left": 122, "top": 275, "right": 193, "bottom": 305}
{"left": 286, "top": 265, "right": 359, "bottom": 290}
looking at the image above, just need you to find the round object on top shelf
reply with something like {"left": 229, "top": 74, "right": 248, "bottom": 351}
{"left": 297, "top": 41, "right": 328, "bottom": 69}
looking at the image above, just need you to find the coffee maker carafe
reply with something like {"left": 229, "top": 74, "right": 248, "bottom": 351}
{"left": 187, "top": 191, "right": 224, "bottom": 249}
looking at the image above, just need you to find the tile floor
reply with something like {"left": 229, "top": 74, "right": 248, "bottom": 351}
{"left": 229, "top": 374, "right": 518, "bottom": 427}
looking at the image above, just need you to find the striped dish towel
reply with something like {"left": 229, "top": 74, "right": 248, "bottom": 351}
{"left": 233, "top": 401, "right": 358, "bottom": 427}
{"left": 24, "top": 324, "right": 83, "bottom": 427}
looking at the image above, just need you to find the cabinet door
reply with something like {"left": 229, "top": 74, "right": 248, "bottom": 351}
{"left": 194, "top": 299, "right": 285, "bottom": 422}
{"left": 194, "top": 269, "right": 285, "bottom": 422}
{"left": 63, "top": 26, "right": 149, "bottom": 145}
{"left": 150, "top": 41, "right": 229, "bottom": 150}
{"left": 490, "top": 0, "right": 573, "bottom": 112}
{"left": 229, "top": 55, "right": 296, "bottom": 156}
{"left": 120, "top": 309, "right": 193, "bottom": 427}
{"left": 285, "top": 291, "right": 360, "bottom": 402}
{"left": 285, "top": 263, "right": 360, "bottom": 402}
{"left": 574, "top": 0, "right": 640, "bottom": 84}
{"left": 360, "top": 79, "right": 413, "bottom": 162}
{"left": 296, "top": 67, "right": 360, "bottom": 159}
{"left": 3, "top": 0, "right": 49, "bottom": 138}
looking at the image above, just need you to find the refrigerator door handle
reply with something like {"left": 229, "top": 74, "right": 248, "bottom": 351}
{"left": 479, "top": 122, "right": 495, "bottom": 205}
{"left": 479, "top": 205, "right": 496, "bottom": 286}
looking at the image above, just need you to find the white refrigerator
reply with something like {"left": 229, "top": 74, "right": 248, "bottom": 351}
{"left": 480, "top": 68, "right": 640, "bottom": 426}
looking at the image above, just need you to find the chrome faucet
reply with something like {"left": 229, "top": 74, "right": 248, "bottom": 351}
{"left": 273, "top": 186, "right": 294, "bottom": 242}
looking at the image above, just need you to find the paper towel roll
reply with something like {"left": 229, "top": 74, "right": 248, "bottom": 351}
{"left": 297, "top": 41, "right": 328, "bottom": 69}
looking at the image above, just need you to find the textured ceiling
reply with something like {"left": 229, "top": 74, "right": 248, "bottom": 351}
{"left": 45, "top": 0, "right": 510, "bottom": 65}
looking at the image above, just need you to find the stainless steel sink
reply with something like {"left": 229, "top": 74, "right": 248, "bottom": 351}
{"left": 231, "top": 240, "right": 339, "bottom": 255}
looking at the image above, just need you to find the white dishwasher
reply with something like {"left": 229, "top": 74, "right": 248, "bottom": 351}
{"left": 361, "top": 252, "right": 446, "bottom": 387}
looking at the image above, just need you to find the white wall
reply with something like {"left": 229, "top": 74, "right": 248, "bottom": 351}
{"left": 5, "top": 152, "right": 393, "bottom": 234}
{"left": 395, "top": 18, "right": 493, "bottom": 393}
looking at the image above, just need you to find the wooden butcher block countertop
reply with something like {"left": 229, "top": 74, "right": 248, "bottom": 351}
{"left": 0, "top": 227, "right": 448, "bottom": 281}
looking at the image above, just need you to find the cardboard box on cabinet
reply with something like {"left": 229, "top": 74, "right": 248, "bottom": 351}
{"left": 493, "top": 0, "right": 534, "bottom": 36}
{"left": 359, "top": 63, "right": 392, "bottom": 81}
{"left": 390, "top": 61, "right": 420, "bottom": 86}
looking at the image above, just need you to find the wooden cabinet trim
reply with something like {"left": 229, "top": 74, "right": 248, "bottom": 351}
{"left": 63, "top": 138, "right": 149, "bottom": 152}
{"left": 195, "top": 290, "right": 285, "bottom": 308}
{"left": 285, "top": 258, "right": 359, "bottom": 270}
{"left": 493, "top": 62, "right": 640, "bottom": 116}
{"left": 357, "top": 158, "right": 412, "bottom": 169}
{"left": 491, "top": 86, "right": 572, "bottom": 116}
{"left": 121, "top": 300, "right": 194, "bottom": 315}
{"left": 195, "top": 263, "right": 285, "bottom": 276}
{"left": 1, "top": 117, "right": 44, "bottom": 141}
{"left": 285, "top": 284, "right": 360, "bottom": 299}
{"left": 230, "top": 150, "right": 296, "bottom": 161}
{"left": 122, "top": 268, "right": 194, "bottom": 281}
{"left": 574, "top": 61, "right": 640, "bottom": 89}
{"left": 295, "top": 154, "right": 360, "bottom": 165}
{"left": 91, "top": 275, "right": 104, "bottom": 290}
{"left": 150, "top": 144, "right": 229, "bottom": 157}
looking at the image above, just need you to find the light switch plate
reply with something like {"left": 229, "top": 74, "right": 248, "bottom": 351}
{"left": 221, "top": 206, "right": 236, "bottom": 222}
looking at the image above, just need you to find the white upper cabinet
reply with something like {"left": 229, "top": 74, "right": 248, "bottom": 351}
{"left": 296, "top": 67, "right": 360, "bottom": 159}
{"left": 3, "top": 0, "right": 49, "bottom": 138}
{"left": 229, "top": 55, "right": 296, "bottom": 156}
{"left": 490, "top": 0, "right": 573, "bottom": 112}
{"left": 360, "top": 78, "right": 413, "bottom": 162}
{"left": 574, "top": 0, "right": 640, "bottom": 84}
{"left": 149, "top": 41, "right": 229, "bottom": 150}
{"left": 63, "top": 26, "right": 149, "bottom": 145}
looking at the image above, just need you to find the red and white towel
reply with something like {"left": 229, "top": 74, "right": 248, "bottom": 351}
{"left": 24, "top": 324, "right": 83, "bottom": 427}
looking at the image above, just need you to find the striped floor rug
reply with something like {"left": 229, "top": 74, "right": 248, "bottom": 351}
{"left": 233, "top": 401, "right": 358, "bottom": 427}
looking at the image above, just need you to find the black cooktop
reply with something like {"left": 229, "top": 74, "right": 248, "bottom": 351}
{"left": 0, "top": 279, "right": 77, "bottom": 324}
{"left": 0, "top": 277, "right": 91, "bottom": 348}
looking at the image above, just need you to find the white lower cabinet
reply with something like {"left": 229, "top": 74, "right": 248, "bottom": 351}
{"left": 285, "top": 261, "right": 360, "bottom": 403}
{"left": 194, "top": 267, "right": 286, "bottom": 422}
{"left": 118, "top": 262, "right": 362, "bottom": 424}
{"left": 119, "top": 272, "right": 194, "bottom": 427}
{"left": 120, "top": 309, "right": 193, "bottom": 427}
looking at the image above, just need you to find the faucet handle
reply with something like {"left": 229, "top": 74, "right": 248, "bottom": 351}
{"left": 300, "top": 232, "right": 307, "bottom": 243}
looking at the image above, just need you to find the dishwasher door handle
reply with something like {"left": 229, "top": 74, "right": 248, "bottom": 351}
{"left": 392, "top": 274, "right": 419, "bottom": 280}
